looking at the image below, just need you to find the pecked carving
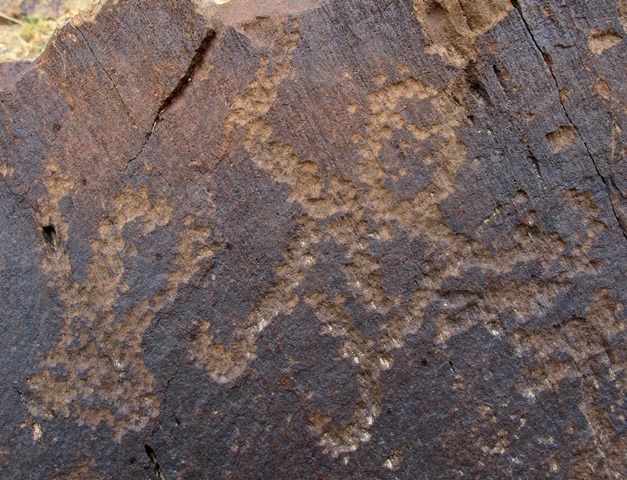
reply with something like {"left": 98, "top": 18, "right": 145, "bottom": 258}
{"left": 1, "top": 0, "right": 625, "bottom": 477}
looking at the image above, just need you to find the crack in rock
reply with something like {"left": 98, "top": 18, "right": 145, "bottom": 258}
{"left": 512, "top": 0, "right": 627, "bottom": 241}
{"left": 124, "top": 28, "right": 215, "bottom": 175}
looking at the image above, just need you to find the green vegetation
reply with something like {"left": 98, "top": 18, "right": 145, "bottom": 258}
{"left": 0, "top": 14, "right": 62, "bottom": 61}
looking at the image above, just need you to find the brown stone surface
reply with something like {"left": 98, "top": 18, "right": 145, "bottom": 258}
{"left": 0, "top": 0, "right": 625, "bottom": 478}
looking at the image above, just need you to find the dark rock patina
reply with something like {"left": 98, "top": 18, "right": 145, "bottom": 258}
{"left": 0, "top": 0, "right": 625, "bottom": 478}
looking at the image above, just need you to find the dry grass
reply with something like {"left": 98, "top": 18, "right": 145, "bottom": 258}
{"left": 0, "top": 16, "right": 55, "bottom": 61}
{"left": 0, "top": 5, "right": 90, "bottom": 62}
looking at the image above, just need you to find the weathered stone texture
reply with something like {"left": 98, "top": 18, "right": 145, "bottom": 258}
{"left": 0, "top": 0, "right": 625, "bottom": 478}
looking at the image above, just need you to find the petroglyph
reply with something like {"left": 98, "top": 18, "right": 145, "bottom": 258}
{"left": 185, "top": 10, "right": 584, "bottom": 457}
{"left": 0, "top": 0, "right": 625, "bottom": 476}
{"left": 306, "top": 294, "right": 390, "bottom": 457}
{"left": 23, "top": 11, "right": 618, "bottom": 461}
{"left": 513, "top": 290, "right": 624, "bottom": 397}
{"left": 307, "top": 189, "right": 612, "bottom": 457}
{"left": 413, "top": 0, "right": 514, "bottom": 66}
{"left": 189, "top": 19, "right": 305, "bottom": 381}
{"left": 28, "top": 175, "right": 218, "bottom": 439}
{"left": 197, "top": 53, "right": 620, "bottom": 453}
{"left": 0, "top": 162, "right": 13, "bottom": 177}
{"left": 588, "top": 29, "right": 623, "bottom": 55}
{"left": 28, "top": 184, "right": 165, "bottom": 437}
{"left": 190, "top": 217, "right": 319, "bottom": 382}
{"left": 187, "top": 7, "right": 621, "bottom": 456}
{"left": 512, "top": 288, "right": 626, "bottom": 476}
{"left": 546, "top": 125, "right": 577, "bottom": 154}
{"left": 188, "top": 11, "right": 473, "bottom": 453}
{"left": 500, "top": 191, "right": 626, "bottom": 476}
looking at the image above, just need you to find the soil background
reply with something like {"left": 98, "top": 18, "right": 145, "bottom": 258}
{"left": 0, "top": 0, "right": 94, "bottom": 61}
{"left": 0, "top": 0, "right": 229, "bottom": 61}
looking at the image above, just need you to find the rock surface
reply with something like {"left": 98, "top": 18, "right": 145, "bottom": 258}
{"left": 0, "top": 0, "right": 625, "bottom": 478}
